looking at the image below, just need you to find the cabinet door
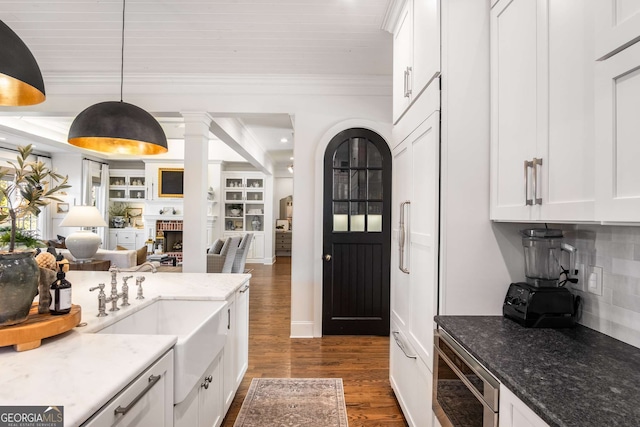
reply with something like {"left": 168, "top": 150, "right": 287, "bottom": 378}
{"left": 391, "top": 139, "right": 411, "bottom": 330}
{"left": 407, "top": 112, "right": 439, "bottom": 368}
{"left": 223, "top": 300, "right": 236, "bottom": 411}
{"left": 108, "top": 230, "right": 117, "bottom": 250}
{"left": 490, "top": 0, "right": 539, "bottom": 220}
{"left": 499, "top": 384, "right": 550, "bottom": 427}
{"left": 412, "top": 0, "right": 440, "bottom": 96}
{"left": 595, "top": 41, "right": 640, "bottom": 221}
{"left": 539, "top": 0, "right": 595, "bottom": 221}
{"left": 249, "top": 233, "right": 265, "bottom": 261}
{"left": 199, "top": 352, "right": 224, "bottom": 427}
{"left": 595, "top": 0, "right": 640, "bottom": 60}
{"left": 235, "top": 284, "right": 249, "bottom": 387}
{"left": 393, "top": 0, "right": 413, "bottom": 123}
{"left": 85, "top": 350, "right": 173, "bottom": 427}
{"left": 116, "top": 230, "right": 136, "bottom": 250}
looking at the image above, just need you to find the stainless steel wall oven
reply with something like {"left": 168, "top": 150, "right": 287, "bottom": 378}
{"left": 433, "top": 330, "right": 500, "bottom": 427}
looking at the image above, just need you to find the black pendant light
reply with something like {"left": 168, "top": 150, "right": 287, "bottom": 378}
{"left": 68, "top": 0, "right": 168, "bottom": 155}
{"left": 0, "top": 20, "right": 46, "bottom": 106}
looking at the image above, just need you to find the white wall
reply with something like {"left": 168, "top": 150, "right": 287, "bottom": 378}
{"left": 274, "top": 177, "right": 293, "bottom": 220}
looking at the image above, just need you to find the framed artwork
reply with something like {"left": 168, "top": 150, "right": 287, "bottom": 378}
{"left": 56, "top": 203, "right": 69, "bottom": 214}
{"left": 158, "top": 168, "right": 184, "bottom": 198}
{"left": 126, "top": 207, "right": 142, "bottom": 218}
{"left": 134, "top": 217, "right": 144, "bottom": 228}
{"left": 276, "top": 219, "right": 289, "bottom": 231}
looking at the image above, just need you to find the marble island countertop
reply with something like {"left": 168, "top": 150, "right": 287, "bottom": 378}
{"left": 0, "top": 271, "right": 251, "bottom": 427}
{"left": 435, "top": 316, "right": 640, "bottom": 427}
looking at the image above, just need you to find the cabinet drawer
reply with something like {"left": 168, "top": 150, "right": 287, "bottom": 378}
{"left": 84, "top": 350, "right": 174, "bottom": 427}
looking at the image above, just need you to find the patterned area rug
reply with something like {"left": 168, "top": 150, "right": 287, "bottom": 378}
{"left": 234, "top": 378, "right": 348, "bottom": 427}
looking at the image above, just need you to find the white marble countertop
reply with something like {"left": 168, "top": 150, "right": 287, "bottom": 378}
{"left": 0, "top": 271, "right": 251, "bottom": 427}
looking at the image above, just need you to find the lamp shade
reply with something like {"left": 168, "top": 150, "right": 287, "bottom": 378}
{"left": 0, "top": 20, "right": 46, "bottom": 106}
{"left": 59, "top": 205, "right": 108, "bottom": 228}
{"left": 68, "top": 101, "right": 168, "bottom": 155}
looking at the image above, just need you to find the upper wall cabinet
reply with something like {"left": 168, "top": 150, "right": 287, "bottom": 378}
{"left": 594, "top": 0, "right": 640, "bottom": 60}
{"left": 392, "top": 0, "right": 440, "bottom": 124}
{"left": 490, "top": 0, "right": 595, "bottom": 222}
{"left": 595, "top": 40, "right": 640, "bottom": 222}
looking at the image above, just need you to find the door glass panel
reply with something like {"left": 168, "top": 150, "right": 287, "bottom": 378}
{"left": 351, "top": 138, "right": 367, "bottom": 168}
{"left": 247, "top": 191, "right": 263, "bottom": 201}
{"left": 333, "top": 202, "right": 349, "bottom": 232}
{"left": 333, "top": 170, "right": 349, "bottom": 200}
{"left": 350, "top": 170, "right": 367, "bottom": 199}
{"left": 368, "top": 170, "right": 383, "bottom": 199}
{"left": 368, "top": 202, "right": 382, "bottom": 232}
{"left": 350, "top": 202, "right": 366, "bottom": 232}
{"left": 367, "top": 143, "right": 383, "bottom": 167}
{"left": 333, "top": 141, "right": 349, "bottom": 168}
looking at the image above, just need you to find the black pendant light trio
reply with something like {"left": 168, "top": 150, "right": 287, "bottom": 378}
{"left": 1, "top": 0, "right": 167, "bottom": 155}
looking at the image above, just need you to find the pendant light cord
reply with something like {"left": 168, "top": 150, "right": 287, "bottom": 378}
{"left": 120, "top": 0, "right": 125, "bottom": 103}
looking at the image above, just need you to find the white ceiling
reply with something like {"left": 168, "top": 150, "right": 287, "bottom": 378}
{"left": 0, "top": 0, "right": 393, "bottom": 169}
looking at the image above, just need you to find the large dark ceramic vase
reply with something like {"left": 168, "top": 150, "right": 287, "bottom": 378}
{"left": 0, "top": 251, "right": 39, "bottom": 326}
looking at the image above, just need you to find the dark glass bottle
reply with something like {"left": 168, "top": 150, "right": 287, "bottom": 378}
{"left": 49, "top": 264, "right": 72, "bottom": 315}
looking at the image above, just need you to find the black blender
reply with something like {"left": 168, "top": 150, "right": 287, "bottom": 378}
{"left": 503, "top": 228, "right": 581, "bottom": 328}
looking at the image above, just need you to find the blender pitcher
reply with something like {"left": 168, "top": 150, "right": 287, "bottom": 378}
{"left": 521, "top": 228, "right": 577, "bottom": 287}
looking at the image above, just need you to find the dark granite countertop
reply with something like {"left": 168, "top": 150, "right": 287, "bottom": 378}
{"left": 434, "top": 316, "right": 640, "bottom": 427}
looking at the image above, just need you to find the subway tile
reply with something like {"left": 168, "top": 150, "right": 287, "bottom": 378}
{"left": 607, "top": 274, "right": 640, "bottom": 296}
{"left": 610, "top": 242, "right": 634, "bottom": 260}
{"left": 611, "top": 258, "right": 640, "bottom": 279}
{"left": 611, "top": 227, "right": 640, "bottom": 244}
{"left": 612, "top": 289, "right": 640, "bottom": 313}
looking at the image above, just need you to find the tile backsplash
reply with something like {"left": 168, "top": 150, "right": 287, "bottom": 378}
{"left": 567, "top": 225, "right": 640, "bottom": 348}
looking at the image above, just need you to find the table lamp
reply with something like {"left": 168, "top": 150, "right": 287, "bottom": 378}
{"left": 59, "top": 205, "right": 108, "bottom": 262}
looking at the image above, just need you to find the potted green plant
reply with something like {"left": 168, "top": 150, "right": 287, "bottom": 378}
{"left": 0, "top": 145, "right": 69, "bottom": 326}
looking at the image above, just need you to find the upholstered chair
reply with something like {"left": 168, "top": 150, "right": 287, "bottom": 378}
{"left": 232, "top": 233, "right": 254, "bottom": 273}
{"left": 206, "top": 236, "right": 241, "bottom": 273}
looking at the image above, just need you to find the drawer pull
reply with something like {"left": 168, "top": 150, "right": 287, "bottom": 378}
{"left": 239, "top": 284, "right": 250, "bottom": 293}
{"left": 392, "top": 331, "right": 417, "bottom": 359}
{"left": 114, "top": 374, "right": 161, "bottom": 416}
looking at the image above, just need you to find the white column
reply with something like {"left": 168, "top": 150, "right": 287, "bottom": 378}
{"left": 181, "top": 112, "right": 212, "bottom": 273}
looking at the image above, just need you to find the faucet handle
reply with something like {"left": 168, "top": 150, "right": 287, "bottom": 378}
{"left": 89, "top": 283, "right": 106, "bottom": 293}
{"left": 122, "top": 275, "right": 134, "bottom": 285}
{"left": 135, "top": 276, "right": 146, "bottom": 300}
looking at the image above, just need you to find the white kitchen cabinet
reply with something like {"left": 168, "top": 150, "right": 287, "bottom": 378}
{"left": 108, "top": 229, "right": 146, "bottom": 250}
{"left": 389, "top": 325, "right": 433, "bottom": 427}
{"left": 594, "top": 0, "right": 640, "bottom": 60}
{"left": 595, "top": 41, "right": 640, "bottom": 222}
{"left": 499, "top": 384, "right": 550, "bottom": 427}
{"left": 390, "top": 111, "right": 439, "bottom": 427}
{"left": 490, "top": 0, "right": 595, "bottom": 222}
{"left": 84, "top": 350, "right": 174, "bottom": 427}
{"left": 174, "top": 352, "right": 224, "bottom": 427}
{"left": 223, "top": 283, "right": 250, "bottom": 412}
{"left": 392, "top": 0, "right": 440, "bottom": 123}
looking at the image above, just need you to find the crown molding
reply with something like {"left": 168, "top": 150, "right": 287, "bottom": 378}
{"left": 381, "top": 0, "right": 407, "bottom": 33}
{"left": 43, "top": 73, "right": 392, "bottom": 97}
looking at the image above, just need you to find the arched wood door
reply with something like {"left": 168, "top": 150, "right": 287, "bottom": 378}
{"left": 322, "top": 128, "right": 392, "bottom": 335}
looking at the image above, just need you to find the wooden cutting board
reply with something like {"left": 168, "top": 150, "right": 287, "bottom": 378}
{"left": 0, "top": 304, "right": 81, "bottom": 351}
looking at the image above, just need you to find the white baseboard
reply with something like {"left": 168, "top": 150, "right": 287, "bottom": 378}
{"left": 290, "top": 321, "right": 315, "bottom": 338}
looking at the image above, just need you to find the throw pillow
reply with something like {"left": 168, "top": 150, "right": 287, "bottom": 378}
{"left": 136, "top": 246, "right": 147, "bottom": 265}
{"left": 116, "top": 245, "right": 128, "bottom": 251}
{"left": 208, "top": 238, "right": 226, "bottom": 254}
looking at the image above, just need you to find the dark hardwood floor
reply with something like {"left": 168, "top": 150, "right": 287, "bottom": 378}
{"left": 221, "top": 257, "right": 408, "bottom": 427}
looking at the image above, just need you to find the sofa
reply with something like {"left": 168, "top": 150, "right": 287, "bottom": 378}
{"left": 57, "top": 248, "right": 138, "bottom": 269}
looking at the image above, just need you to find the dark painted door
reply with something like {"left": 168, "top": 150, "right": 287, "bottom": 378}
{"left": 322, "top": 128, "right": 392, "bottom": 335}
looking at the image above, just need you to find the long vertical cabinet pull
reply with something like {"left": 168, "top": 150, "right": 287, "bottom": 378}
{"left": 406, "top": 66, "right": 412, "bottom": 97}
{"left": 399, "top": 200, "right": 411, "bottom": 274}
{"left": 524, "top": 160, "right": 533, "bottom": 206}
{"left": 533, "top": 157, "right": 543, "bottom": 205}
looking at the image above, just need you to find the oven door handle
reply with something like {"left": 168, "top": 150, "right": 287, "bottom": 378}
{"left": 434, "top": 344, "right": 499, "bottom": 413}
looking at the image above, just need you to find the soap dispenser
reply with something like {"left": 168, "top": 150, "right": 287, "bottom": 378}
{"left": 50, "top": 263, "right": 72, "bottom": 315}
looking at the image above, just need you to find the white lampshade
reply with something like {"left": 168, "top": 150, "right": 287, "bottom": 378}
{"left": 59, "top": 205, "right": 108, "bottom": 228}
{"left": 60, "top": 206, "right": 108, "bottom": 261}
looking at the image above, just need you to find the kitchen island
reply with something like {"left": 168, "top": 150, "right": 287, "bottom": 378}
{"left": 435, "top": 316, "right": 640, "bottom": 427}
{"left": 0, "top": 271, "right": 250, "bottom": 426}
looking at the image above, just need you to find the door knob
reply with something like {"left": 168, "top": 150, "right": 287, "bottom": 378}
{"left": 324, "top": 254, "right": 332, "bottom": 261}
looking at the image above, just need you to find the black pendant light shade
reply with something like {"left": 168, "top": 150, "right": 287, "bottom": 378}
{"left": 0, "top": 20, "right": 46, "bottom": 106}
{"left": 68, "top": 101, "right": 168, "bottom": 155}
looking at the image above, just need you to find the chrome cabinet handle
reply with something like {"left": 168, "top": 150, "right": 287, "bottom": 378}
{"left": 239, "top": 284, "right": 250, "bottom": 293}
{"left": 399, "top": 201, "right": 410, "bottom": 274}
{"left": 524, "top": 160, "right": 533, "bottom": 206}
{"left": 392, "top": 331, "right": 417, "bottom": 359}
{"left": 114, "top": 374, "right": 161, "bottom": 416}
{"left": 533, "top": 157, "right": 542, "bottom": 205}
{"left": 403, "top": 69, "right": 408, "bottom": 98}
{"left": 406, "top": 66, "right": 412, "bottom": 97}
